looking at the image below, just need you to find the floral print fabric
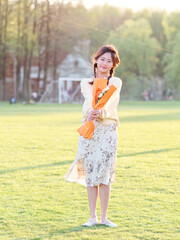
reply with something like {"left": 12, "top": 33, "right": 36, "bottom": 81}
{"left": 64, "top": 118, "right": 118, "bottom": 187}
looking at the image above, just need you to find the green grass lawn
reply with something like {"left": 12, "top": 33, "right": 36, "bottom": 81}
{"left": 0, "top": 101, "right": 180, "bottom": 240}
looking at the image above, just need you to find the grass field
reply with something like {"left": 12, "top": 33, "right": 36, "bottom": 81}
{"left": 0, "top": 101, "right": 180, "bottom": 240}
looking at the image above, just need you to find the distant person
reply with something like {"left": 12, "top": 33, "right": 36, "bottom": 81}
{"left": 64, "top": 45, "right": 122, "bottom": 227}
{"left": 68, "top": 88, "right": 73, "bottom": 96}
{"left": 9, "top": 97, "right": 16, "bottom": 104}
{"left": 167, "top": 88, "right": 173, "bottom": 101}
{"left": 148, "top": 88, "right": 153, "bottom": 100}
{"left": 162, "top": 89, "right": 167, "bottom": 101}
{"left": 67, "top": 88, "right": 73, "bottom": 101}
{"left": 31, "top": 92, "right": 38, "bottom": 101}
{"left": 142, "top": 89, "right": 149, "bottom": 101}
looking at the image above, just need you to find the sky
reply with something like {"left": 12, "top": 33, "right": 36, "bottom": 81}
{"left": 82, "top": 0, "right": 180, "bottom": 12}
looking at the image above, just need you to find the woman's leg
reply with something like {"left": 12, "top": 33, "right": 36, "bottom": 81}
{"left": 86, "top": 186, "right": 98, "bottom": 219}
{"left": 99, "top": 183, "right": 111, "bottom": 222}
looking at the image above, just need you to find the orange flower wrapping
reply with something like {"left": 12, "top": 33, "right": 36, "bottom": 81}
{"left": 77, "top": 78, "right": 117, "bottom": 139}
{"left": 92, "top": 78, "right": 107, "bottom": 106}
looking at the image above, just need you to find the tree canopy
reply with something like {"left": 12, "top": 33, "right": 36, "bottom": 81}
{"left": 0, "top": 0, "right": 180, "bottom": 100}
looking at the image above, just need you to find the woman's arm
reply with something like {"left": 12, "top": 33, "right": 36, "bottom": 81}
{"left": 98, "top": 77, "right": 122, "bottom": 119}
{"left": 80, "top": 79, "right": 93, "bottom": 118}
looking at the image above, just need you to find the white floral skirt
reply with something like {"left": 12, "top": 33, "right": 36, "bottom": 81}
{"left": 64, "top": 118, "right": 118, "bottom": 187}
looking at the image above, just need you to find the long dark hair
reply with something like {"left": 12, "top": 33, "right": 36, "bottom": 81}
{"left": 89, "top": 45, "right": 120, "bottom": 85}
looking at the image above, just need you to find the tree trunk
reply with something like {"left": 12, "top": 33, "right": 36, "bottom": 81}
{"left": 22, "top": 0, "right": 29, "bottom": 101}
{"left": 16, "top": 0, "right": 21, "bottom": 100}
{"left": 42, "top": 0, "right": 50, "bottom": 93}
{"left": 0, "top": 0, "right": 2, "bottom": 100}
{"left": 53, "top": 1, "right": 63, "bottom": 81}
{"left": 26, "top": 0, "right": 37, "bottom": 97}
{"left": 37, "top": 3, "right": 45, "bottom": 95}
{"left": 2, "top": 0, "right": 8, "bottom": 100}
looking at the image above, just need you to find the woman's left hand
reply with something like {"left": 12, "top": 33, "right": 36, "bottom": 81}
{"left": 87, "top": 109, "right": 103, "bottom": 121}
{"left": 92, "top": 109, "right": 102, "bottom": 119}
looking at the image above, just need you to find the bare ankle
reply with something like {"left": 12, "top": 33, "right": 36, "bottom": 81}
{"left": 101, "top": 215, "right": 107, "bottom": 221}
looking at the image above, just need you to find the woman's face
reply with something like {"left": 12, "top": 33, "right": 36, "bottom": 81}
{"left": 96, "top": 52, "right": 113, "bottom": 74}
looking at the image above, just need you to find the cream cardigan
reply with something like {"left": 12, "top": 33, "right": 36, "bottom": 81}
{"left": 80, "top": 77, "right": 122, "bottom": 127}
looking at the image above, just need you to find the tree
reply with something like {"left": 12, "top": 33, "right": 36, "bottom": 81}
{"left": 106, "top": 18, "right": 160, "bottom": 98}
{"left": 26, "top": 0, "right": 38, "bottom": 99}
{"left": 88, "top": 4, "right": 133, "bottom": 54}
{"left": 162, "top": 12, "right": 180, "bottom": 41}
{"left": 107, "top": 19, "right": 160, "bottom": 77}
{"left": 0, "top": 0, "right": 9, "bottom": 100}
{"left": 0, "top": 1, "right": 179, "bottom": 101}
{"left": 163, "top": 31, "right": 180, "bottom": 90}
{"left": 149, "top": 10, "right": 167, "bottom": 77}
{"left": 162, "top": 12, "right": 180, "bottom": 92}
{"left": 16, "top": 0, "right": 22, "bottom": 100}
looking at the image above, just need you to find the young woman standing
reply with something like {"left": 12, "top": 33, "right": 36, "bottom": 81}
{"left": 64, "top": 45, "right": 122, "bottom": 227}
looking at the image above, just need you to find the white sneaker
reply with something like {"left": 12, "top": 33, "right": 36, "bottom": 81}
{"left": 100, "top": 218, "right": 118, "bottom": 227}
{"left": 82, "top": 217, "right": 99, "bottom": 227}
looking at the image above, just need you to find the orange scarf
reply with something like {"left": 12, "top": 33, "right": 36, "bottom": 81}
{"left": 77, "top": 78, "right": 117, "bottom": 139}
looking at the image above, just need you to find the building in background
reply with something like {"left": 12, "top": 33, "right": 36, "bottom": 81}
{"left": 2, "top": 40, "right": 92, "bottom": 103}
{"left": 40, "top": 40, "right": 93, "bottom": 103}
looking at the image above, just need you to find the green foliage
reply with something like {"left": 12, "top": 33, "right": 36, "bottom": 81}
{"left": 88, "top": 4, "right": 133, "bottom": 54}
{"left": 149, "top": 11, "right": 167, "bottom": 46}
{"left": 163, "top": 30, "right": 180, "bottom": 89}
{"left": 1, "top": 1, "right": 180, "bottom": 100}
{"left": 162, "top": 12, "right": 180, "bottom": 90}
{"left": 148, "top": 11, "right": 167, "bottom": 77}
{"left": 162, "top": 12, "right": 180, "bottom": 41}
{"left": 106, "top": 18, "right": 160, "bottom": 79}
{"left": 105, "top": 18, "right": 169, "bottom": 99}
{"left": 118, "top": 72, "right": 143, "bottom": 100}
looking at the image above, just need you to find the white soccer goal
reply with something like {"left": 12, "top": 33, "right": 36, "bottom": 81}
{"left": 58, "top": 77, "right": 91, "bottom": 104}
{"left": 39, "top": 80, "right": 59, "bottom": 103}
{"left": 39, "top": 77, "right": 91, "bottom": 103}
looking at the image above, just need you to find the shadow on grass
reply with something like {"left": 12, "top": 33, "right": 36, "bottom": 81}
{"left": 16, "top": 224, "right": 112, "bottom": 240}
{"left": 1, "top": 148, "right": 179, "bottom": 175}
{"left": 119, "top": 111, "right": 180, "bottom": 122}
{"left": 0, "top": 160, "right": 72, "bottom": 175}
{"left": 117, "top": 148, "right": 179, "bottom": 158}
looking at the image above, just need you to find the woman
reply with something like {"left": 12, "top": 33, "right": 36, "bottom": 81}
{"left": 64, "top": 45, "right": 122, "bottom": 227}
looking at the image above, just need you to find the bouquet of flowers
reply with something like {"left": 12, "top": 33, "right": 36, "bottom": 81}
{"left": 96, "top": 86, "right": 110, "bottom": 104}
{"left": 77, "top": 78, "right": 117, "bottom": 139}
